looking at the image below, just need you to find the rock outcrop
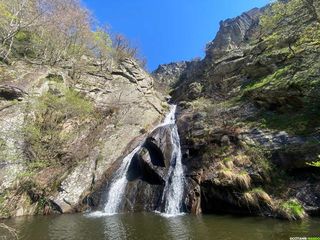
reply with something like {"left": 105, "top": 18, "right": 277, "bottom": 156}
{"left": 0, "top": 58, "right": 165, "bottom": 217}
{"left": 205, "top": 8, "right": 262, "bottom": 60}
{"left": 116, "top": 124, "right": 174, "bottom": 212}
{"left": 153, "top": 61, "right": 188, "bottom": 88}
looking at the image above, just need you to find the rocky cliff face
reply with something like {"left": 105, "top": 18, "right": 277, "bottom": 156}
{"left": 152, "top": 61, "right": 188, "bottom": 88}
{"left": 0, "top": 58, "right": 165, "bottom": 218}
{"left": 155, "top": 1, "right": 320, "bottom": 220}
{"left": 163, "top": 7, "right": 264, "bottom": 102}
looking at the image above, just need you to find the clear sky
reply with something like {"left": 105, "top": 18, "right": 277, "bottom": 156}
{"left": 82, "top": 0, "right": 270, "bottom": 71}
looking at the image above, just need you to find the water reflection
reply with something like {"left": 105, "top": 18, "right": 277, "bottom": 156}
{"left": 103, "top": 215, "right": 127, "bottom": 240}
{"left": 1, "top": 213, "right": 320, "bottom": 240}
{"left": 48, "top": 215, "right": 79, "bottom": 240}
{"left": 164, "top": 215, "right": 190, "bottom": 240}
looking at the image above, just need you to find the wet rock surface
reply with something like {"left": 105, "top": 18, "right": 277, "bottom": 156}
{"left": 119, "top": 123, "right": 176, "bottom": 212}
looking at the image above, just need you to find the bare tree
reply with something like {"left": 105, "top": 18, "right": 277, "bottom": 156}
{"left": 0, "top": 0, "right": 142, "bottom": 69}
{"left": 113, "top": 34, "right": 138, "bottom": 61}
{"left": 0, "top": 0, "right": 45, "bottom": 62}
{"left": 31, "top": 0, "right": 93, "bottom": 65}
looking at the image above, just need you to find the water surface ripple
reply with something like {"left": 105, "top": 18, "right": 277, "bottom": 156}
{"left": 1, "top": 213, "right": 319, "bottom": 240}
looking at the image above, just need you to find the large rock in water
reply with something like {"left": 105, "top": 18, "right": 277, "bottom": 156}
{"left": 120, "top": 124, "right": 175, "bottom": 212}
{"left": 0, "top": 58, "right": 165, "bottom": 217}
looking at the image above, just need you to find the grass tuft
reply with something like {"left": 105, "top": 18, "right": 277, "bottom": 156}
{"left": 243, "top": 188, "right": 273, "bottom": 209}
{"left": 279, "top": 199, "right": 306, "bottom": 220}
{"left": 218, "top": 168, "right": 251, "bottom": 190}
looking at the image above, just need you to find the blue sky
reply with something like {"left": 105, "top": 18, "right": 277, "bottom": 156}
{"left": 83, "top": 0, "right": 269, "bottom": 71}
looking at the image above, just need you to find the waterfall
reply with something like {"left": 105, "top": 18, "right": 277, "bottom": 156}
{"left": 158, "top": 104, "right": 176, "bottom": 127}
{"left": 89, "top": 104, "right": 185, "bottom": 217}
{"left": 103, "top": 146, "right": 141, "bottom": 215}
{"left": 160, "top": 105, "right": 185, "bottom": 217}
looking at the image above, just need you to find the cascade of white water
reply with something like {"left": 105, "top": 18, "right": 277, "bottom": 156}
{"left": 158, "top": 104, "right": 176, "bottom": 127}
{"left": 90, "top": 104, "right": 184, "bottom": 217}
{"left": 160, "top": 105, "right": 185, "bottom": 216}
{"left": 103, "top": 146, "right": 141, "bottom": 215}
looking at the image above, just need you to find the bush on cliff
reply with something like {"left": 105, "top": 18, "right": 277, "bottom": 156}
{"left": 24, "top": 87, "right": 94, "bottom": 170}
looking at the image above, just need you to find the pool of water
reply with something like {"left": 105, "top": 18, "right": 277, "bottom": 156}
{"left": 0, "top": 213, "right": 319, "bottom": 240}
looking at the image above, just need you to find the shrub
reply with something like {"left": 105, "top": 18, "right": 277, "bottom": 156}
{"left": 24, "top": 88, "right": 94, "bottom": 169}
{"left": 243, "top": 145, "right": 272, "bottom": 174}
{"left": 279, "top": 199, "right": 306, "bottom": 220}
{"left": 112, "top": 34, "right": 138, "bottom": 62}
{"left": 260, "top": 0, "right": 307, "bottom": 50}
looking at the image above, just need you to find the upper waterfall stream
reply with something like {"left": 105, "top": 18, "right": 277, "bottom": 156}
{"left": 89, "top": 105, "right": 185, "bottom": 217}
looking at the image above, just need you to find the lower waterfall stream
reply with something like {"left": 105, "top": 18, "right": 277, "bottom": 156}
{"left": 90, "top": 105, "right": 185, "bottom": 217}
{"left": 103, "top": 146, "right": 142, "bottom": 215}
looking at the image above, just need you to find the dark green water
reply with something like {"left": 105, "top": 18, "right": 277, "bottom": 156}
{"left": 0, "top": 213, "right": 319, "bottom": 240}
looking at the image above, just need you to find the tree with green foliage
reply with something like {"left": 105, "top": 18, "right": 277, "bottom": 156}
{"left": 91, "top": 27, "right": 113, "bottom": 70}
